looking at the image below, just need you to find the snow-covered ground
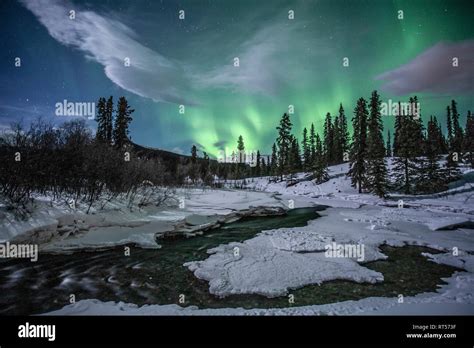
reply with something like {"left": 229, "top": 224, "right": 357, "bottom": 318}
{"left": 2, "top": 161, "right": 474, "bottom": 315}
{"left": 0, "top": 188, "right": 284, "bottom": 251}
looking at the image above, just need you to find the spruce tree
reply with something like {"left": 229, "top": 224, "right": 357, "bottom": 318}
{"left": 416, "top": 117, "right": 447, "bottom": 193}
{"left": 446, "top": 105, "right": 453, "bottom": 143}
{"left": 392, "top": 101, "right": 403, "bottom": 156}
{"left": 386, "top": 130, "right": 392, "bottom": 157}
{"left": 200, "top": 152, "right": 211, "bottom": 184}
{"left": 432, "top": 116, "right": 447, "bottom": 154}
{"left": 261, "top": 157, "right": 267, "bottom": 176}
{"left": 113, "top": 97, "right": 134, "bottom": 148}
{"left": 236, "top": 135, "right": 245, "bottom": 178}
{"left": 302, "top": 127, "right": 311, "bottom": 170}
{"left": 190, "top": 145, "right": 198, "bottom": 183}
{"left": 276, "top": 113, "right": 292, "bottom": 179}
{"left": 366, "top": 90, "right": 388, "bottom": 198}
{"left": 463, "top": 111, "right": 474, "bottom": 167}
{"left": 309, "top": 123, "right": 316, "bottom": 163}
{"left": 333, "top": 114, "right": 342, "bottom": 164}
{"left": 289, "top": 136, "right": 302, "bottom": 175}
{"left": 313, "top": 133, "right": 328, "bottom": 183}
{"left": 338, "top": 103, "right": 349, "bottom": 160}
{"left": 105, "top": 96, "right": 114, "bottom": 145}
{"left": 323, "top": 113, "right": 334, "bottom": 165}
{"left": 392, "top": 99, "right": 423, "bottom": 194}
{"left": 450, "top": 100, "right": 464, "bottom": 155}
{"left": 444, "top": 104, "right": 462, "bottom": 182}
{"left": 95, "top": 97, "right": 107, "bottom": 142}
{"left": 271, "top": 143, "right": 278, "bottom": 177}
{"left": 237, "top": 135, "right": 245, "bottom": 162}
{"left": 347, "top": 97, "right": 368, "bottom": 193}
{"left": 255, "top": 150, "right": 261, "bottom": 177}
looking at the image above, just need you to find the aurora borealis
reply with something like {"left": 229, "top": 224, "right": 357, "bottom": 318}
{"left": 1, "top": 0, "right": 473, "bottom": 157}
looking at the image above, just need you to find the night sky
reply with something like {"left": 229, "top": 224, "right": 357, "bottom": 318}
{"left": 1, "top": 0, "right": 473, "bottom": 157}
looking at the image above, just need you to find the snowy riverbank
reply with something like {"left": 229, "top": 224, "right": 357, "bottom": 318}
{"left": 0, "top": 188, "right": 286, "bottom": 251}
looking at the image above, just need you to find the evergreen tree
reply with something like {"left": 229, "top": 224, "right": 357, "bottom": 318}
{"left": 302, "top": 127, "right": 311, "bottom": 170}
{"left": 392, "top": 101, "right": 423, "bottom": 194}
{"left": 191, "top": 145, "right": 198, "bottom": 160}
{"left": 236, "top": 135, "right": 245, "bottom": 178}
{"left": 237, "top": 135, "right": 245, "bottom": 162}
{"left": 446, "top": 105, "right": 453, "bottom": 143}
{"left": 347, "top": 97, "right": 368, "bottom": 193}
{"left": 276, "top": 113, "right": 292, "bottom": 179}
{"left": 289, "top": 135, "right": 302, "bottom": 175}
{"left": 444, "top": 101, "right": 463, "bottom": 173}
{"left": 463, "top": 111, "right": 474, "bottom": 167}
{"left": 113, "top": 97, "right": 134, "bottom": 148}
{"left": 200, "top": 151, "right": 212, "bottom": 184}
{"left": 260, "top": 157, "right": 267, "bottom": 176}
{"left": 95, "top": 97, "right": 107, "bottom": 142}
{"left": 255, "top": 150, "right": 261, "bottom": 177}
{"left": 416, "top": 117, "right": 447, "bottom": 193}
{"left": 386, "top": 130, "right": 392, "bottom": 157}
{"left": 271, "top": 143, "right": 278, "bottom": 176}
{"left": 338, "top": 103, "right": 349, "bottom": 160}
{"left": 105, "top": 96, "right": 114, "bottom": 145}
{"left": 313, "top": 133, "right": 328, "bottom": 183}
{"left": 333, "top": 114, "right": 343, "bottom": 163}
{"left": 309, "top": 123, "right": 316, "bottom": 164}
{"left": 366, "top": 90, "right": 388, "bottom": 198}
{"left": 393, "top": 101, "right": 403, "bottom": 156}
{"left": 450, "top": 100, "right": 464, "bottom": 155}
{"left": 190, "top": 145, "right": 198, "bottom": 183}
{"left": 323, "top": 113, "right": 334, "bottom": 165}
{"left": 432, "top": 116, "right": 447, "bottom": 154}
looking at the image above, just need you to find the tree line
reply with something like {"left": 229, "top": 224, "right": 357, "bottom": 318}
{"left": 1, "top": 93, "right": 472, "bottom": 213}
{"left": 0, "top": 96, "right": 168, "bottom": 213}
{"left": 253, "top": 92, "right": 473, "bottom": 197}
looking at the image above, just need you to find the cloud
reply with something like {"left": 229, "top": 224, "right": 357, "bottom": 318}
{"left": 20, "top": 0, "right": 196, "bottom": 105}
{"left": 20, "top": 0, "right": 320, "bottom": 104}
{"left": 193, "top": 21, "right": 308, "bottom": 96}
{"left": 375, "top": 40, "right": 474, "bottom": 95}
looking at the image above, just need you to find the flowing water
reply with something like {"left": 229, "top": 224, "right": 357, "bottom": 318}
{"left": 0, "top": 207, "right": 462, "bottom": 315}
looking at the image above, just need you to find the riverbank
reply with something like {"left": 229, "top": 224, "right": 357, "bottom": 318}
{"left": 0, "top": 188, "right": 287, "bottom": 252}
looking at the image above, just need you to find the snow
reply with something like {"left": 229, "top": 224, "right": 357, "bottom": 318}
{"left": 183, "top": 204, "right": 473, "bottom": 298}
{"left": 184, "top": 236, "right": 383, "bottom": 298}
{"left": 0, "top": 188, "right": 284, "bottom": 251}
